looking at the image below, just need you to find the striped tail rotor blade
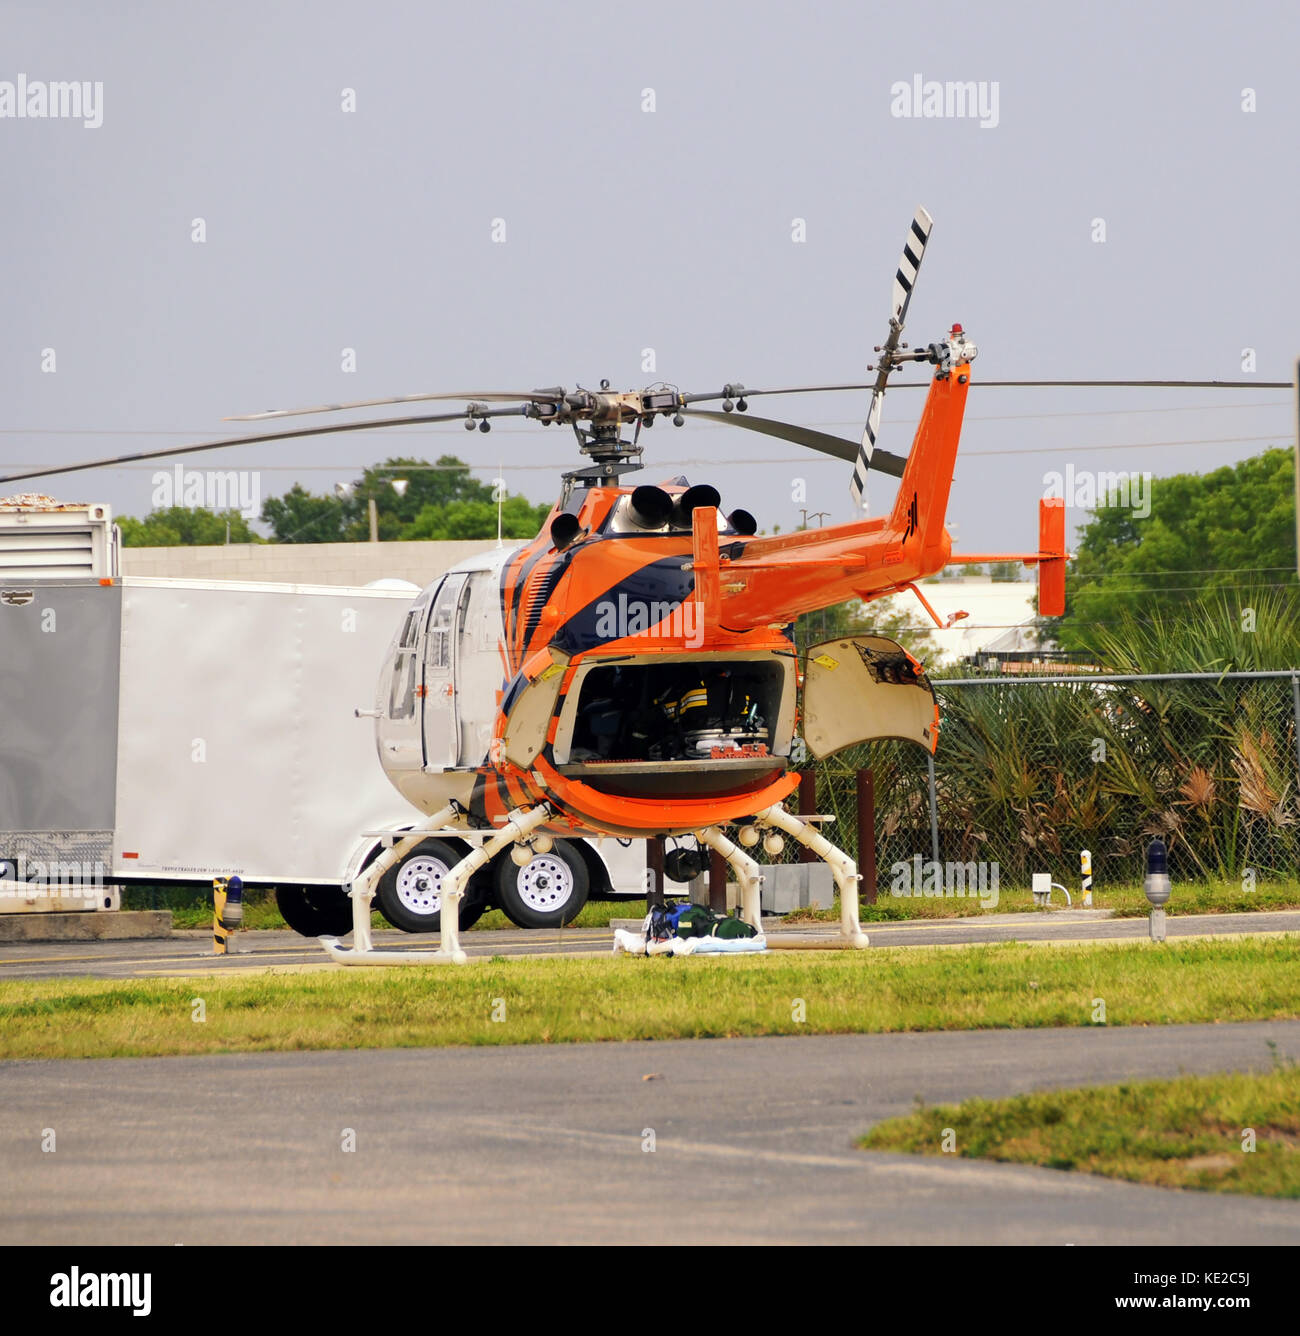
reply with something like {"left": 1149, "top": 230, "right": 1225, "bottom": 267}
{"left": 849, "top": 386, "right": 884, "bottom": 510}
{"left": 892, "top": 206, "right": 933, "bottom": 327}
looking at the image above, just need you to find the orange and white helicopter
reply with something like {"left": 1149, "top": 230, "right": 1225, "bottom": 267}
{"left": 9, "top": 208, "right": 1276, "bottom": 964}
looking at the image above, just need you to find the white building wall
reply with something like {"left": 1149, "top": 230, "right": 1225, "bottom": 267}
{"left": 120, "top": 539, "right": 503, "bottom": 587}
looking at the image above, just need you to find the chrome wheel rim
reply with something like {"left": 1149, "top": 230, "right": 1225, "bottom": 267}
{"left": 517, "top": 855, "right": 574, "bottom": 913}
{"left": 395, "top": 855, "right": 449, "bottom": 916}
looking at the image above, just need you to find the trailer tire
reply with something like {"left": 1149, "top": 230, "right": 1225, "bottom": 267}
{"left": 374, "top": 838, "right": 488, "bottom": 934}
{"left": 494, "top": 841, "right": 589, "bottom": 929}
{"left": 276, "top": 887, "right": 355, "bottom": 938}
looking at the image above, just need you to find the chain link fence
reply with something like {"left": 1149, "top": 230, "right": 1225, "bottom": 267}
{"left": 801, "top": 671, "right": 1300, "bottom": 887}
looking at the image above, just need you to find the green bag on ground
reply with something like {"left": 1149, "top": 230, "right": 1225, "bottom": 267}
{"left": 675, "top": 905, "right": 717, "bottom": 938}
{"left": 675, "top": 904, "right": 759, "bottom": 939}
{"left": 712, "top": 913, "right": 758, "bottom": 940}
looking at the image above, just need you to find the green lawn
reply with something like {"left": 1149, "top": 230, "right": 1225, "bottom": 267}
{"left": 1, "top": 936, "right": 1297, "bottom": 1060}
{"left": 861, "top": 1065, "right": 1300, "bottom": 1197}
{"left": 786, "top": 877, "right": 1300, "bottom": 923}
{"left": 133, "top": 876, "right": 1300, "bottom": 934}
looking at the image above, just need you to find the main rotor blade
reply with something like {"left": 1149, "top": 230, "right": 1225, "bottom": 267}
{"left": 680, "top": 409, "right": 907, "bottom": 478}
{"left": 954, "top": 379, "right": 1295, "bottom": 389}
{"left": 233, "top": 378, "right": 1298, "bottom": 423}
{"left": 697, "top": 378, "right": 1293, "bottom": 399}
{"left": 0, "top": 407, "right": 529, "bottom": 487}
{"left": 227, "top": 390, "right": 565, "bottom": 422}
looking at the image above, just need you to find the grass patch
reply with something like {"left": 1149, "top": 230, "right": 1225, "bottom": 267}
{"left": 131, "top": 877, "right": 1300, "bottom": 934}
{"left": 784, "top": 878, "right": 1300, "bottom": 923}
{"left": 860, "top": 1065, "right": 1300, "bottom": 1197}
{"left": 1, "top": 936, "right": 1297, "bottom": 1060}
{"left": 474, "top": 899, "right": 646, "bottom": 930}
{"left": 127, "top": 886, "right": 646, "bottom": 932}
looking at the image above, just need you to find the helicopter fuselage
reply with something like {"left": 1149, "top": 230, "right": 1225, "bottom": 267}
{"left": 374, "top": 486, "right": 805, "bottom": 839}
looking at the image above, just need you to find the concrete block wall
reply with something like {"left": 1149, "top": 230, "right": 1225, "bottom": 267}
{"left": 120, "top": 539, "right": 504, "bottom": 587}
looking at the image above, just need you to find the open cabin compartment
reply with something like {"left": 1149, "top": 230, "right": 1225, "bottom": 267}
{"left": 549, "top": 651, "right": 796, "bottom": 798}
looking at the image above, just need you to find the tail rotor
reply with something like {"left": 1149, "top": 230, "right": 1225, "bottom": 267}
{"left": 851, "top": 206, "right": 934, "bottom": 512}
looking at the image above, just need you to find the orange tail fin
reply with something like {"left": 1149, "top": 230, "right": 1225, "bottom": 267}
{"left": 1037, "top": 497, "right": 1067, "bottom": 616}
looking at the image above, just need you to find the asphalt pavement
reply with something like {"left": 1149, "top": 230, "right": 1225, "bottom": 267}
{"left": 2, "top": 1022, "right": 1298, "bottom": 1244}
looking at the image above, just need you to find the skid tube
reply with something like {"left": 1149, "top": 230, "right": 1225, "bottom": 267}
{"left": 319, "top": 803, "right": 552, "bottom": 965}
{"left": 752, "top": 803, "right": 869, "bottom": 949}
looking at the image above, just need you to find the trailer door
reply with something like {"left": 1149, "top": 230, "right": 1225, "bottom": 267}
{"left": 422, "top": 572, "right": 468, "bottom": 769}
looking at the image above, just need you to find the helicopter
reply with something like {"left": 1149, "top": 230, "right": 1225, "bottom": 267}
{"left": 6, "top": 207, "right": 1288, "bottom": 963}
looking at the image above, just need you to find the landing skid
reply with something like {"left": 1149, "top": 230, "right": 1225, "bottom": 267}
{"left": 696, "top": 803, "right": 869, "bottom": 949}
{"left": 320, "top": 802, "right": 551, "bottom": 965}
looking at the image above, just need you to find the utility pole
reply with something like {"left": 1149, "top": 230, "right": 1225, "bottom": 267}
{"left": 799, "top": 511, "right": 831, "bottom": 644}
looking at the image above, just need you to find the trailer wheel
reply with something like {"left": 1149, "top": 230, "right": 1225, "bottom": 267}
{"left": 276, "top": 887, "right": 354, "bottom": 938}
{"left": 374, "top": 838, "right": 488, "bottom": 934}
{"left": 494, "top": 841, "right": 589, "bottom": 929}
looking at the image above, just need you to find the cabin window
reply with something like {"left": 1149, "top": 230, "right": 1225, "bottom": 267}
{"left": 425, "top": 577, "right": 461, "bottom": 671}
{"left": 387, "top": 604, "right": 424, "bottom": 719}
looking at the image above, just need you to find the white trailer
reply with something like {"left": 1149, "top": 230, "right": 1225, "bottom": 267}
{"left": 0, "top": 574, "right": 646, "bottom": 932}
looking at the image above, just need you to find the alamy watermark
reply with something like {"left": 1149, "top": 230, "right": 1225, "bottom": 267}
{"left": 152, "top": 465, "right": 261, "bottom": 519}
{"left": 1043, "top": 464, "right": 1152, "bottom": 518}
{"left": 890, "top": 856, "right": 1000, "bottom": 908}
{"left": 890, "top": 75, "right": 999, "bottom": 129}
{"left": 0, "top": 74, "right": 102, "bottom": 128}
{"left": 594, "top": 594, "right": 703, "bottom": 649}
{"left": 0, "top": 856, "right": 106, "bottom": 895}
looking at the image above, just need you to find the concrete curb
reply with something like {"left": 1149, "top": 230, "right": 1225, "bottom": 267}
{"left": 0, "top": 911, "right": 173, "bottom": 942}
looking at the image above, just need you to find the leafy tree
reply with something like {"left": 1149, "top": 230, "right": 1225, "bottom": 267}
{"left": 796, "top": 598, "right": 938, "bottom": 662}
{"left": 260, "top": 456, "right": 511, "bottom": 542}
{"left": 261, "top": 484, "right": 346, "bottom": 543}
{"left": 338, "top": 456, "right": 495, "bottom": 541}
{"left": 1051, "top": 448, "right": 1297, "bottom": 651}
{"left": 406, "top": 495, "right": 550, "bottom": 541}
{"left": 118, "top": 507, "right": 262, "bottom": 547}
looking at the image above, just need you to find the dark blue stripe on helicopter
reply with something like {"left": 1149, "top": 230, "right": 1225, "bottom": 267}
{"left": 550, "top": 554, "right": 697, "bottom": 656}
{"left": 522, "top": 553, "right": 573, "bottom": 645}
{"left": 501, "top": 543, "right": 555, "bottom": 657}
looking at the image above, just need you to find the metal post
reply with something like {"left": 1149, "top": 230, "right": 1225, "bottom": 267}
{"left": 646, "top": 836, "right": 665, "bottom": 909}
{"left": 1291, "top": 674, "right": 1300, "bottom": 798}
{"left": 212, "top": 877, "right": 228, "bottom": 955}
{"left": 926, "top": 752, "right": 940, "bottom": 865}
{"left": 856, "top": 767, "right": 877, "bottom": 906}
{"left": 368, "top": 496, "right": 378, "bottom": 543}
{"left": 797, "top": 770, "right": 817, "bottom": 863}
{"left": 708, "top": 849, "right": 727, "bottom": 912}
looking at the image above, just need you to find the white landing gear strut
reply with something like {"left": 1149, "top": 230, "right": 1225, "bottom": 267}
{"left": 754, "top": 803, "right": 869, "bottom": 949}
{"left": 320, "top": 803, "right": 551, "bottom": 966}
{"left": 695, "top": 825, "right": 764, "bottom": 932}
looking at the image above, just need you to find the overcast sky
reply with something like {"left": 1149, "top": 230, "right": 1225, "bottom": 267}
{"left": 4, "top": 0, "right": 1297, "bottom": 554}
